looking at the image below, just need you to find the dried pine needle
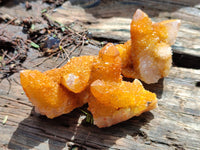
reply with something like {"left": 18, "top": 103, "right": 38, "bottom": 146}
{"left": 30, "top": 42, "right": 40, "bottom": 49}
{"left": 2, "top": 115, "right": 8, "bottom": 125}
{"left": 79, "top": 109, "right": 93, "bottom": 124}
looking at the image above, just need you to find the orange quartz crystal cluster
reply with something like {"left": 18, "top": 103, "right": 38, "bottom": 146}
{"left": 116, "top": 9, "right": 180, "bottom": 84}
{"left": 20, "top": 9, "right": 180, "bottom": 128}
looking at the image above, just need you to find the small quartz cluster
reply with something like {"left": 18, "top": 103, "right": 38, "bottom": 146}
{"left": 117, "top": 9, "right": 180, "bottom": 84}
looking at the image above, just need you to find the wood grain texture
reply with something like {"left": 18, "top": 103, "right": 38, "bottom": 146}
{"left": 0, "top": 0, "right": 200, "bottom": 149}
{"left": 0, "top": 67, "right": 200, "bottom": 150}
{"left": 49, "top": 0, "right": 200, "bottom": 57}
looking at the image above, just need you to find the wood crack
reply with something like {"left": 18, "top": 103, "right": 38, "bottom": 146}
{"left": 173, "top": 51, "right": 200, "bottom": 69}
{"left": 149, "top": 139, "right": 185, "bottom": 149}
{"left": 19, "top": 122, "right": 109, "bottom": 149}
{"left": 0, "top": 95, "right": 32, "bottom": 107}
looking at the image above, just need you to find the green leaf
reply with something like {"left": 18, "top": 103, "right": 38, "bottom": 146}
{"left": 30, "top": 42, "right": 40, "bottom": 49}
{"left": 0, "top": 56, "right": 2, "bottom": 62}
{"left": 2, "top": 115, "right": 8, "bottom": 125}
{"left": 79, "top": 109, "right": 87, "bottom": 115}
{"left": 90, "top": 116, "right": 94, "bottom": 124}
{"left": 79, "top": 109, "right": 93, "bottom": 124}
{"left": 71, "top": 146, "right": 79, "bottom": 150}
{"left": 41, "top": 9, "right": 47, "bottom": 13}
{"left": 61, "top": 27, "right": 65, "bottom": 32}
{"left": 54, "top": 21, "right": 66, "bottom": 32}
{"left": 55, "top": 21, "right": 64, "bottom": 27}
{"left": 86, "top": 115, "right": 90, "bottom": 122}
{"left": 31, "top": 24, "right": 35, "bottom": 30}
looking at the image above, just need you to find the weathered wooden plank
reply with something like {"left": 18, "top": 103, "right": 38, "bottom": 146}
{"left": 0, "top": 64, "right": 200, "bottom": 150}
{"left": 50, "top": 2, "right": 97, "bottom": 24}
{"left": 49, "top": 1, "right": 200, "bottom": 57}
{"left": 0, "top": 0, "right": 200, "bottom": 150}
{"left": 0, "top": 0, "right": 48, "bottom": 22}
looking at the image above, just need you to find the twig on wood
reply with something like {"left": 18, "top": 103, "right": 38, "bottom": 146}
{"left": 1, "top": 17, "right": 17, "bottom": 28}
{"left": 61, "top": 50, "right": 65, "bottom": 60}
{"left": 69, "top": 42, "right": 82, "bottom": 56}
{"left": 56, "top": 48, "right": 68, "bottom": 67}
{"left": 54, "top": 41, "right": 81, "bottom": 68}
{"left": 13, "top": 78, "right": 21, "bottom": 86}
{"left": 28, "top": 16, "right": 92, "bottom": 70}
{"left": 54, "top": 52, "right": 60, "bottom": 62}
{"left": 54, "top": 53, "right": 68, "bottom": 68}
{"left": 78, "top": 35, "right": 85, "bottom": 56}
{"left": 63, "top": 49, "right": 70, "bottom": 59}
{"left": 0, "top": 49, "right": 7, "bottom": 68}
{"left": 6, "top": 78, "right": 11, "bottom": 94}
{"left": 32, "top": 53, "right": 56, "bottom": 67}
{"left": 5, "top": 53, "right": 20, "bottom": 65}
{"left": 0, "top": 36, "right": 27, "bottom": 81}
{"left": 0, "top": 95, "right": 32, "bottom": 107}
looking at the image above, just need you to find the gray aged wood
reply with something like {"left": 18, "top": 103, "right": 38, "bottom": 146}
{"left": 0, "top": 0, "right": 200, "bottom": 150}
{"left": 1, "top": 67, "right": 200, "bottom": 150}
{"left": 50, "top": 0, "right": 200, "bottom": 57}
